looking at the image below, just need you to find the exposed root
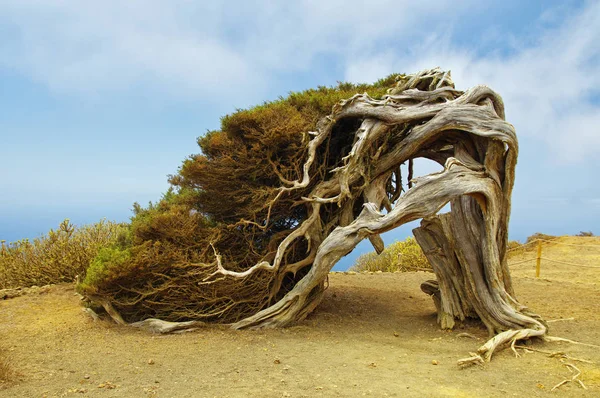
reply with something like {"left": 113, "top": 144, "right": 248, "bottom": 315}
{"left": 551, "top": 361, "right": 588, "bottom": 391}
{"left": 458, "top": 326, "right": 546, "bottom": 367}
{"left": 98, "top": 298, "right": 126, "bottom": 326}
{"left": 130, "top": 319, "right": 207, "bottom": 334}
{"left": 514, "top": 345, "right": 594, "bottom": 364}
{"left": 88, "top": 296, "right": 211, "bottom": 334}
{"left": 456, "top": 332, "right": 480, "bottom": 340}
{"left": 82, "top": 307, "right": 100, "bottom": 322}
{"left": 543, "top": 336, "right": 600, "bottom": 349}
{"left": 458, "top": 331, "right": 598, "bottom": 369}
{"left": 547, "top": 317, "right": 575, "bottom": 323}
{"left": 232, "top": 294, "right": 300, "bottom": 329}
{"left": 457, "top": 353, "right": 484, "bottom": 368}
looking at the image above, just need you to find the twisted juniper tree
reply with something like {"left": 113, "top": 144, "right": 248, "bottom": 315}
{"left": 80, "top": 68, "right": 547, "bottom": 363}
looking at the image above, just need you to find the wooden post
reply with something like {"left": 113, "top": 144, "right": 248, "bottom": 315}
{"left": 535, "top": 241, "right": 542, "bottom": 278}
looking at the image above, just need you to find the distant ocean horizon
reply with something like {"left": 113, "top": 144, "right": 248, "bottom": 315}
{"left": 0, "top": 205, "right": 132, "bottom": 244}
{"left": 1, "top": 203, "right": 594, "bottom": 271}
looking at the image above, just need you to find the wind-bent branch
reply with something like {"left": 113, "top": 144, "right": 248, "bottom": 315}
{"left": 81, "top": 68, "right": 546, "bottom": 364}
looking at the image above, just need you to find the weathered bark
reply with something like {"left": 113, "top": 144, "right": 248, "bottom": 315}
{"left": 96, "top": 68, "right": 546, "bottom": 363}
{"left": 414, "top": 214, "right": 476, "bottom": 330}
{"left": 230, "top": 69, "right": 545, "bottom": 362}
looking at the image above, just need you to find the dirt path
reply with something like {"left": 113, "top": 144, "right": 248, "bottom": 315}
{"left": 1, "top": 240, "right": 599, "bottom": 397}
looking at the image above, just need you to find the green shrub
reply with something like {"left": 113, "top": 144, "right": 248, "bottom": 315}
{"left": 351, "top": 236, "right": 430, "bottom": 272}
{"left": 80, "top": 246, "right": 132, "bottom": 293}
{"left": 576, "top": 231, "right": 594, "bottom": 237}
{"left": 77, "top": 75, "right": 407, "bottom": 324}
{"left": 0, "top": 219, "right": 128, "bottom": 289}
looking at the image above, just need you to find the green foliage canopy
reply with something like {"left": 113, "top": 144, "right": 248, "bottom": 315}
{"left": 79, "top": 75, "right": 405, "bottom": 323}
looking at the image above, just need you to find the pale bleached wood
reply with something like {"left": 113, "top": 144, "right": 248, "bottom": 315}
{"left": 92, "top": 68, "right": 548, "bottom": 364}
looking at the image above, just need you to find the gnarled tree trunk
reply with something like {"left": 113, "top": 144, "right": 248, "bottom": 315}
{"left": 94, "top": 68, "right": 547, "bottom": 363}
{"left": 228, "top": 69, "right": 546, "bottom": 362}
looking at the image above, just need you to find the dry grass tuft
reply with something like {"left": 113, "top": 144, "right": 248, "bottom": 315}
{"left": 0, "top": 219, "right": 128, "bottom": 289}
{"left": 0, "top": 348, "right": 14, "bottom": 387}
{"left": 525, "top": 232, "right": 557, "bottom": 244}
{"left": 351, "top": 236, "right": 430, "bottom": 273}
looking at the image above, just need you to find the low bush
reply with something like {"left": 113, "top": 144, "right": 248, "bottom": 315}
{"left": 525, "top": 232, "right": 557, "bottom": 244}
{"left": 507, "top": 240, "right": 522, "bottom": 251}
{"left": 351, "top": 236, "right": 430, "bottom": 272}
{"left": 576, "top": 231, "right": 594, "bottom": 237}
{"left": 0, "top": 219, "right": 128, "bottom": 289}
{"left": 506, "top": 240, "right": 526, "bottom": 257}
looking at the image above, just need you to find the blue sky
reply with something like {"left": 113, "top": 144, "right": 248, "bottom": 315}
{"left": 1, "top": 0, "right": 598, "bottom": 270}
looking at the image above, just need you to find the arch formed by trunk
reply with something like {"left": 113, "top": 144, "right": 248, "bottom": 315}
{"left": 83, "top": 68, "right": 546, "bottom": 364}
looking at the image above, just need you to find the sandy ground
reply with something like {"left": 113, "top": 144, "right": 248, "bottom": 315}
{"left": 1, "top": 237, "right": 599, "bottom": 397}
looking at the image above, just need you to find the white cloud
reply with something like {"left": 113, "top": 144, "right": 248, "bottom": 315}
{"left": 343, "top": 1, "right": 600, "bottom": 163}
{"left": 1, "top": 1, "right": 598, "bottom": 163}
{"left": 0, "top": 0, "right": 475, "bottom": 101}
{"left": 345, "top": 53, "right": 396, "bottom": 85}
{"left": 0, "top": 1, "right": 261, "bottom": 100}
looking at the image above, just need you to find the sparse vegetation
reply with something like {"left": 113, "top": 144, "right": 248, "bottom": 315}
{"left": 576, "top": 231, "right": 594, "bottom": 237}
{"left": 351, "top": 237, "right": 430, "bottom": 273}
{"left": 0, "top": 348, "right": 14, "bottom": 387}
{"left": 0, "top": 219, "right": 128, "bottom": 289}
{"left": 506, "top": 234, "right": 559, "bottom": 257}
{"left": 525, "top": 232, "right": 557, "bottom": 244}
{"left": 506, "top": 239, "right": 527, "bottom": 258}
{"left": 506, "top": 240, "right": 523, "bottom": 251}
